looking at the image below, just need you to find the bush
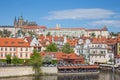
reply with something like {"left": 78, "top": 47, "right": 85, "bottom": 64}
{"left": 51, "top": 60, "right": 57, "bottom": 64}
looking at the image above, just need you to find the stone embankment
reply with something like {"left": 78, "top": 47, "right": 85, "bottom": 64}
{"left": 0, "top": 66, "right": 57, "bottom": 77}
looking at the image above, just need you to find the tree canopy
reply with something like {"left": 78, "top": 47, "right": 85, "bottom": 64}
{"left": 46, "top": 32, "right": 51, "bottom": 36}
{"left": 62, "top": 43, "right": 74, "bottom": 54}
{"left": 0, "top": 29, "right": 11, "bottom": 37}
{"left": 45, "top": 43, "right": 58, "bottom": 52}
{"left": 29, "top": 49, "right": 42, "bottom": 76}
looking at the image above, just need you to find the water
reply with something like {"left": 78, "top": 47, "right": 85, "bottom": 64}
{"left": 0, "top": 70, "right": 120, "bottom": 80}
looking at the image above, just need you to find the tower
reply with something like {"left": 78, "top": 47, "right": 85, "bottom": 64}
{"left": 18, "top": 16, "right": 24, "bottom": 28}
{"left": 14, "top": 16, "right": 18, "bottom": 28}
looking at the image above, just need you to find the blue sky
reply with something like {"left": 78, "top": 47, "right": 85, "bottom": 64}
{"left": 0, "top": 0, "right": 120, "bottom": 32}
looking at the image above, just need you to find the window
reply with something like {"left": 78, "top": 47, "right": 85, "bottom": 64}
{"left": 10, "top": 48, "right": 12, "bottom": 51}
{"left": 26, "top": 48, "right": 28, "bottom": 51}
{"left": 21, "top": 48, "right": 22, "bottom": 51}
{"left": 1, "top": 53, "right": 3, "bottom": 57}
{"left": 100, "top": 51, "right": 103, "bottom": 54}
{"left": 26, "top": 53, "right": 28, "bottom": 57}
{"left": 1, "top": 48, "right": 3, "bottom": 51}
{"left": 117, "top": 61, "right": 119, "bottom": 63}
{"left": 5, "top": 48, "right": 7, "bottom": 51}
{"left": 20, "top": 53, "right": 22, "bottom": 57}
{"left": 14, "top": 48, "right": 16, "bottom": 51}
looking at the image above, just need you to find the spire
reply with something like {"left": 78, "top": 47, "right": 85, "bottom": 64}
{"left": 14, "top": 16, "right": 17, "bottom": 24}
{"left": 14, "top": 16, "right": 18, "bottom": 28}
{"left": 19, "top": 16, "right": 23, "bottom": 20}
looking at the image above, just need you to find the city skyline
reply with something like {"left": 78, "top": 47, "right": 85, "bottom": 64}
{"left": 0, "top": 0, "right": 120, "bottom": 32}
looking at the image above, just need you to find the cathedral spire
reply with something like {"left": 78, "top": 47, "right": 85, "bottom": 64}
{"left": 14, "top": 16, "right": 17, "bottom": 28}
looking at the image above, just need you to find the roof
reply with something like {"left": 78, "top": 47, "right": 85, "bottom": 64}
{"left": 118, "top": 34, "right": 120, "bottom": 42}
{"left": 92, "top": 37, "right": 107, "bottom": 44}
{"left": 0, "top": 38, "right": 30, "bottom": 47}
{"left": 67, "top": 39, "right": 78, "bottom": 47}
{"left": 86, "top": 26, "right": 108, "bottom": 31}
{"left": 24, "top": 36, "right": 32, "bottom": 44}
{"left": 41, "top": 52, "right": 84, "bottom": 60}
{"left": 115, "top": 55, "right": 120, "bottom": 58}
{"left": 107, "top": 38, "right": 117, "bottom": 45}
{"left": 53, "top": 36, "right": 64, "bottom": 41}
{"left": 23, "top": 26, "right": 46, "bottom": 29}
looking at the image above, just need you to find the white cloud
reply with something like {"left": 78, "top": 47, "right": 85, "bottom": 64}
{"left": 44, "top": 8, "right": 115, "bottom": 20}
{"left": 89, "top": 20, "right": 120, "bottom": 28}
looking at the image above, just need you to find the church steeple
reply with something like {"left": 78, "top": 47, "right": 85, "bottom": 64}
{"left": 14, "top": 16, "right": 18, "bottom": 28}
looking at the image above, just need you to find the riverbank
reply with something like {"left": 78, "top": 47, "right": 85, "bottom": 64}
{"left": 0, "top": 66, "right": 100, "bottom": 78}
{"left": 0, "top": 66, "right": 57, "bottom": 78}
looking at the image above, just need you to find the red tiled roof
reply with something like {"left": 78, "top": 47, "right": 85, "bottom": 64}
{"left": 92, "top": 38, "right": 107, "bottom": 44}
{"left": 24, "top": 36, "right": 32, "bottom": 44}
{"left": 41, "top": 52, "right": 84, "bottom": 60}
{"left": 0, "top": 38, "right": 30, "bottom": 47}
{"left": 53, "top": 36, "right": 64, "bottom": 41}
{"left": 107, "top": 38, "right": 117, "bottom": 44}
{"left": 118, "top": 35, "right": 120, "bottom": 42}
{"left": 67, "top": 39, "right": 78, "bottom": 47}
{"left": 23, "top": 26, "right": 46, "bottom": 29}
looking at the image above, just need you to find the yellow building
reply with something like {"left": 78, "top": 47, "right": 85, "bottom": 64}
{"left": 117, "top": 35, "right": 120, "bottom": 55}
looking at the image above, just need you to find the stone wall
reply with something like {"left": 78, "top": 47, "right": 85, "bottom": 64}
{"left": 0, "top": 66, "right": 57, "bottom": 77}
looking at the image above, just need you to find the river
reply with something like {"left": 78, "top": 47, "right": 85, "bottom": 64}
{"left": 0, "top": 70, "right": 120, "bottom": 80}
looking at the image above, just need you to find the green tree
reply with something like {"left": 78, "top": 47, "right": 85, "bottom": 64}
{"left": 29, "top": 49, "right": 42, "bottom": 76}
{"left": 6, "top": 54, "right": 11, "bottom": 64}
{"left": 45, "top": 43, "right": 58, "bottom": 52}
{"left": 91, "top": 33, "right": 96, "bottom": 38}
{"left": 12, "top": 56, "right": 20, "bottom": 65}
{"left": 42, "top": 54, "right": 52, "bottom": 64}
{"left": 46, "top": 32, "right": 51, "bottom": 36}
{"left": 62, "top": 43, "right": 74, "bottom": 54}
{"left": 0, "top": 30, "right": 2, "bottom": 37}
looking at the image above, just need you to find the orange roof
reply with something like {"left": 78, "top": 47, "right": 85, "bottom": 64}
{"left": 53, "top": 36, "right": 64, "bottom": 41}
{"left": 39, "top": 36, "right": 52, "bottom": 42}
{"left": 0, "top": 38, "right": 30, "bottom": 47}
{"left": 118, "top": 35, "right": 120, "bottom": 42}
{"left": 41, "top": 52, "right": 84, "bottom": 60}
{"left": 67, "top": 39, "right": 78, "bottom": 47}
{"left": 92, "top": 37, "right": 107, "bottom": 44}
{"left": 23, "top": 26, "right": 46, "bottom": 29}
{"left": 115, "top": 55, "right": 120, "bottom": 58}
{"left": 24, "top": 36, "right": 32, "bottom": 44}
{"left": 107, "top": 38, "right": 117, "bottom": 44}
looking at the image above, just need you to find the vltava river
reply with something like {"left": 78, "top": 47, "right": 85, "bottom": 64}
{"left": 0, "top": 70, "right": 120, "bottom": 80}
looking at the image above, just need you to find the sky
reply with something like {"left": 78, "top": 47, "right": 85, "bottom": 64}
{"left": 0, "top": 0, "right": 120, "bottom": 32}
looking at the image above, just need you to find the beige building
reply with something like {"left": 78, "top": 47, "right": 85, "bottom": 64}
{"left": 0, "top": 38, "right": 31, "bottom": 59}
{"left": 45, "top": 25, "right": 109, "bottom": 38}
{"left": 117, "top": 35, "right": 120, "bottom": 55}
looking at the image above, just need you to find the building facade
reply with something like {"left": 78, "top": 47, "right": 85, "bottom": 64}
{"left": 89, "top": 38, "right": 114, "bottom": 64}
{"left": 0, "top": 38, "right": 31, "bottom": 59}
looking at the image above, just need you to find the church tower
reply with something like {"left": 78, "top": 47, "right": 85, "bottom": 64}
{"left": 14, "top": 16, "right": 18, "bottom": 28}
{"left": 18, "top": 16, "right": 24, "bottom": 28}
